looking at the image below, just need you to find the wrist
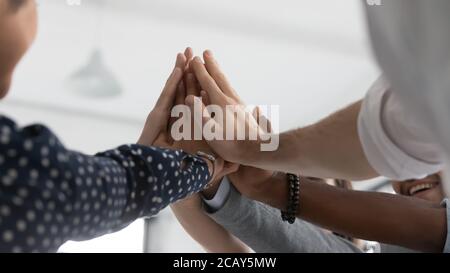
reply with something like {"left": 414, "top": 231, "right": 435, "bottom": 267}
{"left": 238, "top": 140, "right": 261, "bottom": 165}
{"left": 137, "top": 134, "right": 151, "bottom": 147}
{"left": 202, "top": 177, "right": 223, "bottom": 200}
{"left": 253, "top": 172, "right": 289, "bottom": 210}
{"left": 195, "top": 151, "right": 218, "bottom": 184}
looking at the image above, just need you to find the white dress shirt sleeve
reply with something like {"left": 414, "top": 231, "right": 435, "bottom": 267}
{"left": 364, "top": 0, "right": 450, "bottom": 192}
{"left": 202, "top": 177, "right": 232, "bottom": 212}
{"left": 358, "top": 76, "right": 444, "bottom": 180}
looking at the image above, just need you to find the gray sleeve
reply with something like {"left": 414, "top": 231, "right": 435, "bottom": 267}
{"left": 379, "top": 244, "right": 419, "bottom": 253}
{"left": 206, "top": 184, "right": 362, "bottom": 253}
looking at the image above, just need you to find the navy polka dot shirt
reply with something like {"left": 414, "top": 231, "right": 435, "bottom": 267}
{"left": 0, "top": 115, "right": 211, "bottom": 252}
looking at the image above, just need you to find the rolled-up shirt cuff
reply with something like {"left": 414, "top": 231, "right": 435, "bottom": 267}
{"left": 357, "top": 76, "right": 442, "bottom": 180}
{"left": 441, "top": 199, "right": 450, "bottom": 253}
{"left": 201, "top": 177, "right": 232, "bottom": 213}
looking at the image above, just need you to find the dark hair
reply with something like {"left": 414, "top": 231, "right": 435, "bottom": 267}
{"left": 8, "top": 0, "right": 27, "bottom": 11}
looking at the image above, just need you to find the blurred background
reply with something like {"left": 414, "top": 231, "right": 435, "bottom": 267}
{"left": 1, "top": 0, "right": 383, "bottom": 252}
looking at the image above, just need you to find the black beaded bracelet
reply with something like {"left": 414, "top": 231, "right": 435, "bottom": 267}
{"left": 281, "top": 173, "right": 300, "bottom": 224}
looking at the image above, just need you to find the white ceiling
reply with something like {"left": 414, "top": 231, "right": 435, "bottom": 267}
{"left": 5, "top": 0, "right": 380, "bottom": 139}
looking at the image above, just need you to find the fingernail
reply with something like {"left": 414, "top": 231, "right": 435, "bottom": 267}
{"left": 194, "top": 56, "right": 202, "bottom": 63}
{"left": 205, "top": 50, "right": 213, "bottom": 58}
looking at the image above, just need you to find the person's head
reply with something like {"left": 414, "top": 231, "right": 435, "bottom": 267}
{"left": 392, "top": 172, "right": 445, "bottom": 203}
{"left": 0, "top": 0, "right": 37, "bottom": 98}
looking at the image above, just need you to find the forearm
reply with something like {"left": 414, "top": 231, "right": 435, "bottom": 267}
{"left": 244, "top": 101, "right": 378, "bottom": 181}
{"left": 255, "top": 175, "right": 447, "bottom": 253}
{"left": 170, "top": 197, "right": 251, "bottom": 253}
{"left": 208, "top": 182, "right": 362, "bottom": 253}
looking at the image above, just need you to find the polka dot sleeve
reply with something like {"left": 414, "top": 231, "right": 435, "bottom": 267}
{"left": 0, "top": 115, "right": 211, "bottom": 252}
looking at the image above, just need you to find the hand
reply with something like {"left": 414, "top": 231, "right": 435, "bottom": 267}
{"left": 137, "top": 52, "right": 187, "bottom": 148}
{"left": 176, "top": 51, "right": 242, "bottom": 198}
{"left": 186, "top": 50, "right": 266, "bottom": 165}
{"left": 170, "top": 48, "right": 210, "bottom": 155}
{"left": 142, "top": 48, "right": 239, "bottom": 185}
{"left": 138, "top": 48, "right": 218, "bottom": 155}
{"left": 227, "top": 107, "right": 279, "bottom": 200}
{"left": 228, "top": 166, "right": 276, "bottom": 201}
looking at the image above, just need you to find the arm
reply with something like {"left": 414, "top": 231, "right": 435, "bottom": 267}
{"left": 0, "top": 51, "right": 217, "bottom": 253}
{"left": 255, "top": 101, "right": 377, "bottom": 180}
{"left": 168, "top": 49, "right": 248, "bottom": 253}
{"left": 170, "top": 194, "right": 251, "bottom": 253}
{"left": 237, "top": 173, "right": 447, "bottom": 253}
{"left": 0, "top": 117, "right": 211, "bottom": 252}
{"left": 188, "top": 51, "right": 377, "bottom": 181}
{"left": 205, "top": 179, "right": 363, "bottom": 253}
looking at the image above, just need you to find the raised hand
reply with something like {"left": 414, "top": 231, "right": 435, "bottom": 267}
{"left": 169, "top": 48, "right": 240, "bottom": 185}
{"left": 137, "top": 49, "right": 236, "bottom": 184}
{"left": 186, "top": 50, "right": 267, "bottom": 165}
{"left": 227, "top": 107, "right": 278, "bottom": 200}
{"left": 137, "top": 52, "right": 187, "bottom": 148}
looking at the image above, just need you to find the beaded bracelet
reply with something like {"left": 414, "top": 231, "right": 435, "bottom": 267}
{"left": 281, "top": 173, "right": 300, "bottom": 224}
{"left": 196, "top": 151, "right": 216, "bottom": 189}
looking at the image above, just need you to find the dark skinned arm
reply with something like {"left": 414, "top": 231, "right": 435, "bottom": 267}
{"left": 237, "top": 173, "right": 447, "bottom": 253}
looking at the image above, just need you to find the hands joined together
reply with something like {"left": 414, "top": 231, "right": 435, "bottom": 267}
{"left": 138, "top": 47, "right": 276, "bottom": 201}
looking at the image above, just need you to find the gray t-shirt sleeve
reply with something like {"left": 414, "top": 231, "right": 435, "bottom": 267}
{"left": 205, "top": 183, "right": 362, "bottom": 253}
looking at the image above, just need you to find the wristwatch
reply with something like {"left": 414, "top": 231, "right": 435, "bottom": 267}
{"left": 196, "top": 151, "right": 216, "bottom": 189}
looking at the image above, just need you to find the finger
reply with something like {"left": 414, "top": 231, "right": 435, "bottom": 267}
{"left": 252, "top": 107, "right": 261, "bottom": 124}
{"left": 175, "top": 53, "right": 187, "bottom": 70}
{"left": 200, "top": 90, "right": 211, "bottom": 106}
{"left": 203, "top": 50, "right": 241, "bottom": 101}
{"left": 260, "top": 115, "right": 273, "bottom": 133}
{"left": 185, "top": 95, "right": 220, "bottom": 135}
{"left": 191, "top": 56, "right": 228, "bottom": 104}
{"left": 184, "top": 47, "right": 194, "bottom": 63}
{"left": 156, "top": 67, "right": 183, "bottom": 110}
{"left": 175, "top": 81, "right": 186, "bottom": 105}
{"left": 185, "top": 73, "right": 200, "bottom": 97}
{"left": 184, "top": 47, "right": 194, "bottom": 72}
{"left": 203, "top": 50, "right": 232, "bottom": 93}
{"left": 252, "top": 106, "right": 272, "bottom": 133}
{"left": 185, "top": 59, "right": 194, "bottom": 74}
{"left": 168, "top": 81, "right": 186, "bottom": 141}
{"left": 186, "top": 95, "right": 233, "bottom": 162}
